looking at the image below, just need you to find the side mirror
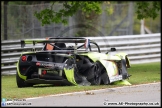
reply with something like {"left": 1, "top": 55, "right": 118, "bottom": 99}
{"left": 111, "top": 48, "right": 116, "bottom": 51}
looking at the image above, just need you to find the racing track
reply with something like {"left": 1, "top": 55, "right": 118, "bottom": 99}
{"left": 7, "top": 82, "right": 161, "bottom": 107}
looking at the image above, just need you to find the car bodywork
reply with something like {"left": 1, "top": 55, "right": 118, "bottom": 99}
{"left": 16, "top": 37, "right": 131, "bottom": 88}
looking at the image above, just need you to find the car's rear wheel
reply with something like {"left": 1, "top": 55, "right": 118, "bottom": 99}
{"left": 87, "top": 62, "right": 101, "bottom": 85}
{"left": 16, "top": 71, "right": 33, "bottom": 88}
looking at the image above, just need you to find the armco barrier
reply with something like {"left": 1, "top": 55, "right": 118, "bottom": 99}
{"left": 1, "top": 33, "right": 161, "bottom": 75}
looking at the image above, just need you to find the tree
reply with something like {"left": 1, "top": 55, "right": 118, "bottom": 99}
{"left": 135, "top": 1, "right": 161, "bottom": 20}
{"left": 34, "top": 1, "right": 102, "bottom": 26}
{"left": 34, "top": 1, "right": 161, "bottom": 26}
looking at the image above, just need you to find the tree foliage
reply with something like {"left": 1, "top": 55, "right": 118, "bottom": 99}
{"left": 34, "top": 1, "right": 161, "bottom": 26}
{"left": 6, "top": 1, "right": 160, "bottom": 26}
{"left": 34, "top": 1, "right": 102, "bottom": 26}
{"left": 135, "top": 1, "right": 161, "bottom": 20}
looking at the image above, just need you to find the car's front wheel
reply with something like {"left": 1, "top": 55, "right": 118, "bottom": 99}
{"left": 16, "top": 71, "right": 33, "bottom": 88}
{"left": 87, "top": 62, "right": 101, "bottom": 85}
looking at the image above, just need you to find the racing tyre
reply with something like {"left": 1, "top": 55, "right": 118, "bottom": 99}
{"left": 16, "top": 71, "right": 33, "bottom": 88}
{"left": 87, "top": 62, "right": 101, "bottom": 85}
{"left": 100, "top": 69, "right": 110, "bottom": 85}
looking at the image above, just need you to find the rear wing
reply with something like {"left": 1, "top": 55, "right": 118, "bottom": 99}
{"left": 21, "top": 38, "right": 87, "bottom": 48}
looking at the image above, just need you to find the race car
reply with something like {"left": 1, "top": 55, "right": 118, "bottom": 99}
{"left": 16, "top": 37, "right": 131, "bottom": 88}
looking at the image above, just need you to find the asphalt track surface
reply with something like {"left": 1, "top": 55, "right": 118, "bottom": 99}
{"left": 5, "top": 82, "right": 161, "bottom": 107}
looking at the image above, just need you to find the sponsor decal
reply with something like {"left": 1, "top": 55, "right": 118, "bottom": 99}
{"left": 36, "top": 62, "right": 40, "bottom": 66}
{"left": 42, "top": 70, "right": 58, "bottom": 74}
{"left": 43, "top": 63, "right": 54, "bottom": 68}
{"left": 37, "top": 62, "right": 55, "bottom": 68}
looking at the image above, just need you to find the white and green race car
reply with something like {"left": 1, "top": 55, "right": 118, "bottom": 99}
{"left": 16, "top": 37, "right": 131, "bottom": 88}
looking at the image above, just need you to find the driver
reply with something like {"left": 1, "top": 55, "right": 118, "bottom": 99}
{"left": 45, "top": 37, "right": 54, "bottom": 50}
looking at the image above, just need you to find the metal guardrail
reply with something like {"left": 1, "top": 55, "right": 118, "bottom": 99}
{"left": 1, "top": 33, "right": 161, "bottom": 75}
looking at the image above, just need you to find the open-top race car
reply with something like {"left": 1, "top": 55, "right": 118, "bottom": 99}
{"left": 16, "top": 37, "right": 131, "bottom": 88}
